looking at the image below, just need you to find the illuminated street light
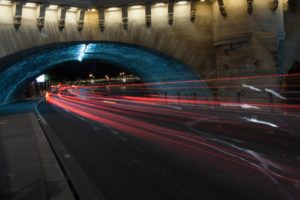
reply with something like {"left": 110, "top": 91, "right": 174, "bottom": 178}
{"left": 24, "top": 3, "right": 37, "bottom": 8}
{"left": 153, "top": 3, "right": 166, "bottom": 7}
{"left": 107, "top": 7, "right": 120, "bottom": 11}
{"left": 0, "top": 0, "right": 12, "bottom": 6}
{"left": 36, "top": 74, "right": 46, "bottom": 83}
{"left": 130, "top": 5, "right": 143, "bottom": 9}
{"left": 177, "top": 1, "right": 188, "bottom": 5}
{"left": 68, "top": 7, "right": 78, "bottom": 12}
{"left": 47, "top": 5, "right": 59, "bottom": 10}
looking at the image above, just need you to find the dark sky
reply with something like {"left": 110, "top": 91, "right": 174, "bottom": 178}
{"left": 45, "top": 60, "right": 133, "bottom": 81}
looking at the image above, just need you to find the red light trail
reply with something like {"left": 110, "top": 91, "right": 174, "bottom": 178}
{"left": 46, "top": 81, "right": 300, "bottom": 192}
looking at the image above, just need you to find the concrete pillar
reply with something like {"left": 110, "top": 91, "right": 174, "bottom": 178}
{"left": 122, "top": 5, "right": 128, "bottom": 30}
{"left": 98, "top": 7, "right": 105, "bottom": 32}
{"left": 168, "top": 0, "right": 174, "bottom": 25}
{"left": 77, "top": 9, "right": 85, "bottom": 32}
{"left": 37, "top": 4, "right": 47, "bottom": 31}
{"left": 190, "top": 0, "right": 196, "bottom": 22}
{"left": 58, "top": 6, "right": 68, "bottom": 31}
{"left": 145, "top": 2, "right": 151, "bottom": 27}
{"left": 12, "top": 1, "right": 23, "bottom": 30}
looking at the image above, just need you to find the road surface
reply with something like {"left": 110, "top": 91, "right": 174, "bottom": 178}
{"left": 38, "top": 86, "right": 300, "bottom": 200}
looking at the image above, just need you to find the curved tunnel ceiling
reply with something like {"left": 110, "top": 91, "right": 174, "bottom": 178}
{"left": 0, "top": 42, "right": 210, "bottom": 105}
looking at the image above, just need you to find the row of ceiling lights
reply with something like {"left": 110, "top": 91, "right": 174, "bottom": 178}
{"left": 0, "top": 0, "right": 208, "bottom": 12}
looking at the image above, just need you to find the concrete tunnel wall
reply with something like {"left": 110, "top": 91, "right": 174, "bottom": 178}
{"left": 0, "top": 0, "right": 300, "bottom": 103}
{"left": 0, "top": 42, "right": 211, "bottom": 105}
{"left": 0, "top": 1, "right": 216, "bottom": 80}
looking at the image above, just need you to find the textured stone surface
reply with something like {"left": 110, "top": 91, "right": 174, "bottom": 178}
{"left": 0, "top": 0, "right": 299, "bottom": 103}
{"left": 0, "top": 42, "right": 210, "bottom": 104}
{"left": 0, "top": 2, "right": 215, "bottom": 80}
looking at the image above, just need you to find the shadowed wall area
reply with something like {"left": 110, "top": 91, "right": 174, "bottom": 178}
{"left": 0, "top": 42, "right": 210, "bottom": 105}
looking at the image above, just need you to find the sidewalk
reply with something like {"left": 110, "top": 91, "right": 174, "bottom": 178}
{"left": 0, "top": 100, "right": 74, "bottom": 200}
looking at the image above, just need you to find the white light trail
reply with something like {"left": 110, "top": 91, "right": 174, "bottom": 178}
{"left": 242, "top": 84, "right": 262, "bottom": 92}
{"left": 242, "top": 117, "right": 278, "bottom": 128}
{"left": 240, "top": 104, "right": 260, "bottom": 110}
{"left": 265, "top": 88, "right": 287, "bottom": 100}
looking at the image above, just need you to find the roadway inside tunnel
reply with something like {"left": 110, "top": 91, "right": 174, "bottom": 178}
{"left": 0, "top": 42, "right": 300, "bottom": 200}
{"left": 34, "top": 66, "right": 300, "bottom": 200}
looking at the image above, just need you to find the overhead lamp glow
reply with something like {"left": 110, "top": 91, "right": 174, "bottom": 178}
{"left": 47, "top": 5, "right": 59, "bottom": 10}
{"left": 68, "top": 7, "right": 78, "bottom": 12}
{"left": 130, "top": 5, "right": 143, "bottom": 9}
{"left": 107, "top": 7, "right": 120, "bottom": 11}
{"left": 24, "top": 3, "right": 37, "bottom": 8}
{"left": 0, "top": 0, "right": 12, "bottom": 5}
{"left": 78, "top": 44, "right": 89, "bottom": 62}
{"left": 36, "top": 74, "right": 45, "bottom": 83}
{"left": 176, "top": 1, "right": 188, "bottom": 5}
{"left": 153, "top": 3, "right": 166, "bottom": 7}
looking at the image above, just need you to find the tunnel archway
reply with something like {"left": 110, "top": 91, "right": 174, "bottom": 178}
{"left": 0, "top": 42, "right": 210, "bottom": 105}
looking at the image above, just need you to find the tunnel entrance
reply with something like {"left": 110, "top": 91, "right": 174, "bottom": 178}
{"left": 25, "top": 60, "right": 143, "bottom": 99}
{"left": 0, "top": 42, "right": 210, "bottom": 105}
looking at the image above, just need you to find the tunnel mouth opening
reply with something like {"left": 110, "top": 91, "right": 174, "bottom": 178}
{"left": 1, "top": 41, "right": 210, "bottom": 105}
{"left": 25, "top": 59, "right": 151, "bottom": 99}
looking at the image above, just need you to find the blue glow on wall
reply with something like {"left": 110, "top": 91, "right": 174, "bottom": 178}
{"left": 0, "top": 42, "right": 210, "bottom": 105}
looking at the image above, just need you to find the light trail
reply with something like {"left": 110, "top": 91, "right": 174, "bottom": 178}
{"left": 46, "top": 84, "right": 300, "bottom": 193}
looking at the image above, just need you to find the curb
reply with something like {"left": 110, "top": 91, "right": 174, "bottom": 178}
{"left": 34, "top": 98, "right": 106, "bottom": 200}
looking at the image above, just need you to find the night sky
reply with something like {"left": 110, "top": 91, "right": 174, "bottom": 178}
{"left": 45, "top": 60, "right": 133, "bottom": 82}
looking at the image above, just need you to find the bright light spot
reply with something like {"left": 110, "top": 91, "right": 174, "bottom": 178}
{"left": 103, "top": 101, "right": 116, "bottom": 104}
{"left": 176, "top": 1, "right": 188, "bottom": 5}
{"left": 36, "top": 74, "right": 46, "bottom": 83}
{"left": 220, "top": 103, "right": 239, "bottom": 108}
{"left": 123, "top": 78, "right": 126, "bottom": 83}
{"left": 153, "top": 3, "right": 166, "bottom": 7}
{"left": 78, "top": 44, "right": 88, "bottom": 62}
{"left": 240, "top": 104, "right": 260, "bottom": 110}
{"left": 265, "top": 88, "right": 287, "bottom": 100}
{"left": 89, "top": 73, "right": 93, "bottom": 78}
{"left": 0, "top": 0, "right": 12, "bottom": 5}
{"left": 91, "top": 8, "right": 96, "bottom": 12}
{"left": 242, "top": 84, "right": 262, "bottom": 92}
{"left": 45, "top": 92, "right": 50, "bottom": 100}
{"left": 107, "top": 7, "right": 120, "bottom": 11}
{"left": 24, "top": 3, "right": 37, "bottom": 8}
{"left": 130, "top": 5, "right": 143, "bottom": 9}
{"left": 242, "top": 117, "right": 278, "bottom": 128}
{"left": 48, "top": 5, "right": 59, "bottom": 10}
{"left": 68, "top": 7, "right": 78, "bottom": 12}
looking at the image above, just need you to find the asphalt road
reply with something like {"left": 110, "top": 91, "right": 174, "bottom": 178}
{"left": 38, "top": 87, "right": 300, "bottom": 200}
